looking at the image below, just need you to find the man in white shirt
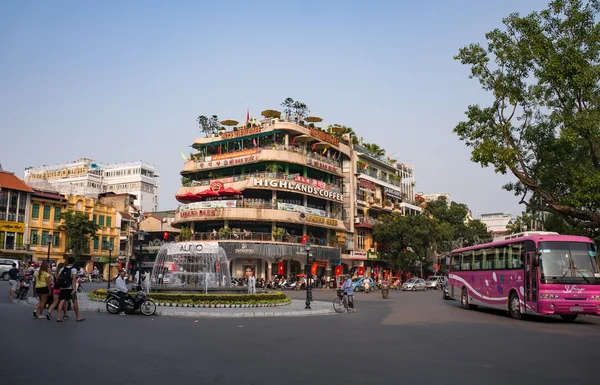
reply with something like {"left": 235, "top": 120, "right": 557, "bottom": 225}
{"left": 115, "top": 270, "right": 128, "bottom": 315}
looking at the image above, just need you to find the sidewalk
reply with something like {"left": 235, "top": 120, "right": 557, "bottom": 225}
{"left": 22, "top": 295, "right": 337, "bottom": 318}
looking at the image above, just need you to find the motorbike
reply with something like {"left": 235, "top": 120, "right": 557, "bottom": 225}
{"left": 16, "top": 274, "right": 31, "bottom": 300}
{"left": 380, "top": 282, "right": 390, "bottom": 299}
{"left": 105, "top": 290, "right": 157, "bottom": 316}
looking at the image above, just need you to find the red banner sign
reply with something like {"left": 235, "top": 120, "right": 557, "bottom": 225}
{"left": 277, "top": 261, "right": 284, "bottom": 276}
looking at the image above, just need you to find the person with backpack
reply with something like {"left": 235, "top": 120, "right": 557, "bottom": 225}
{"left": 45, "top": 265, "right": 68, "bottom": 320}
{"left": 56, "top": 257, "right": 85, "bottom": 322}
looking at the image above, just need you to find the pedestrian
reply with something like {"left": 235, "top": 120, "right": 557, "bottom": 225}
{"left": 56, "top": 257, "right": 85, "bottom": 322}
{"left": 143, "top": 271, "right": 151, "bottom": 293}
{"left": 341, "top": 274, "right": 355, "bottom": 312}
{"left": 134, "top": 270, "right": 141, "bottom": 291}
{"left": 7, "top": 263, "right": 19, "bottom": 302}
{"left": 158, "top": 271, "right": 163, "bottom": 285}
{"left": 45, "top": 265, "right": 67, "bottom": 320}
{"left": 248, "top": 274, "right": 256, "bottom": 294}
{"left": 116, "top": 269, "right": 128, "bottom": 315}
{"left": 33, "top": 261, "right": 51, "bottom": 318}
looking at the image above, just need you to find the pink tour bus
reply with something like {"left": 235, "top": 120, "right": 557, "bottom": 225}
{"left": 446, "top": 232, "right": 600, "bottom": 322}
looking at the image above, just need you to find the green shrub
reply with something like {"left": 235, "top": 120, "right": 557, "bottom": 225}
{"left": 88, "top": 289, "right": 290, "bottom": 306}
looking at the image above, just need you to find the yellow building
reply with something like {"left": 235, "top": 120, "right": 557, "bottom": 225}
{"left": 0, "top": 170, "right": 34, "bottom": 261}
{"left": 28, "top": 191, "right": 120, "bottom": 278}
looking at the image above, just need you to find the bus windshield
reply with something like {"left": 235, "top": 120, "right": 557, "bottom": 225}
{"left": 538, "top": 241, "right": 600, "bottom": 284}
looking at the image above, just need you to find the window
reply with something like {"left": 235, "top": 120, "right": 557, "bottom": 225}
{"left": 102, "top": 237, "right": 108, "bottom": 249}
{"left": 493, "top": 246, "right": 506, "bottom": 269}
{"left": 32, "top": 204, "right": 40, "bottom": 219}
{"left": 510, "top": 243, "right": 524, "bottom": 268}
{"left": 93, "top": 215, "right": 97, "bottom": 224}
{"left": 30, "top": 230, "right": 39, "bottom": 245}
{"left": 109, "top": 237, "right": 114, "bottom": 249}
{"left": 473, "top": 249, "right": 483, "bottom": 270}
{"left": 451, "top": 253, "right": 461, "bottom": 271}
{"left": 98, "top": 215, "right": 105, "bottom": 226}
{"left": 53, "top": 234, "right": 59, "bottom": 247}
{"left": 43, "top": 205, "right": 51, "bottom": 220}
{"left": 106, "top": 216, "right": 112, "bottom": 227}
{"left": 93, "top": 237, "right": 99, "bottom": 250}
{"left": 461, "top": 251, "right": 473, "bottom": 271}
{"left": 54, "top": 206, "right": 62, "bottom": 221}
{"left": 41, "top": 231, "right": 49, "bottom": 245}
{"left": 357, "top": 230, "right": 366, "bottom": 250}
{"left": 482, "top": 248, "right": 494, "bottom": 269}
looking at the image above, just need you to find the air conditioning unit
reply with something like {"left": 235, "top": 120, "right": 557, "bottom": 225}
{"left": 354, "top": 218, "right": 360, "bottom": 223}
{"left": 368, "top": 197, "right": 374, "bottom": 204}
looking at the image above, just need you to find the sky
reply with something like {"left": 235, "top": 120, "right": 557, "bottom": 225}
{"left": 0, "top": 0, "right": 551, "bottom": 217}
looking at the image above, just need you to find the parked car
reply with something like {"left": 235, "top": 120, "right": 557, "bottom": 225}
{"left": 351, "top": 277, "right": 374, "bottom": 292}
{"left": 425, "top": 276, "right": 447, "bottom": 290}
{"left": 402, "top": 278, "right": 426, "bottom": 291}
{"left": 0, "top": 258, "right": 23, "bottom": 281}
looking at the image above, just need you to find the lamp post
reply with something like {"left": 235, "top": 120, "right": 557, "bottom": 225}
{"left": 134, "top": 230, "right": 148, "bottom": 284}
{"left": 305, "top": 243, "right": 312, "bottom": 310}
{"left": 103, "top": 241, "right": 114, "bottom": 289}
{"left": 46, "top": 234, "right": 54, "bottom": 263}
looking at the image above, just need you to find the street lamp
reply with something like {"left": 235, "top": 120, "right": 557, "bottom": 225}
{"left": 103, "top": 241, "right": 114, "bottom": 289}
{"left": 305, "top": 242, "right": 313, "bottom": 310}
{"left": 46, "top": 234, "right": 55, "bottom": 263}
{"left": 134, "top": 230, "right": 149, "bottom": 281}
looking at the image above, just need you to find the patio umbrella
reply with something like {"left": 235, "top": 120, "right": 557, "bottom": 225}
{"left": 329, "top": 125, "right": 345, "bottom": 133}
{"left": 177, "top": 192, "right": 198, "bottom": 202}
{"left": 195, "top": 189, "right": 220, "bottom": 198}
{"left": 220, "top": 120, "right": 239, "bottom": 126}
{"left": 305, "top": 116, "right": 323, "bottom": 123}
{"left": 261, "top": 109, "right": 281, "bottom": 118}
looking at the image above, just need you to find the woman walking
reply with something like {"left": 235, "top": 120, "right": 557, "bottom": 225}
{"left": 33, "top": 261, "right": 51, "bottom": 319}
{"left": 45, "top": 264, "right": 67, "bottom": 320}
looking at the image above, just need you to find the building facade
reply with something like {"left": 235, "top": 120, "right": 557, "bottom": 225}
{"left": 171, "top": 117, "right": 421, "bottom": 279}
{"left": 24, "top": 158, "right": 159, "bottom": 213}
{"left": 0, "top": 170, "right": 33, "bottom": 260}
{"left": 28, "top": 191, "right": 68, "bottom": 262}
{"left": 479, "top": 212, "right": 513, "bottom": 239}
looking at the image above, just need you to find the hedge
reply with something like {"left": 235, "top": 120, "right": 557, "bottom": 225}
{"left": 88, "top": 289, "right": 291, "bottom": 306}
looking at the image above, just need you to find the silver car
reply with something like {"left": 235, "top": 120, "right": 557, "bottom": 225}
{"left": 425, "top": 276, "right": 447, "bottom": 290}
{"left": 402, "top": 278, "right": 426, "bottom": 291}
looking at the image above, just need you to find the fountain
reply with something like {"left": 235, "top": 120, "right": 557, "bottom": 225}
{"left": 150, "top": 242, "right": 243, "bottom": 294}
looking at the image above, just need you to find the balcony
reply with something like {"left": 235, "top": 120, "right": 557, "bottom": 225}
{"left": 0, "top": 242, "right": 30, "bottom": 252}
{"left": 355, "top": 216, "right": 380, "bottom": 229}
{"left": 182, "top": 145, "right": 343, "bottom": 175}
{"left": 190, "top": 232, "right": 338, "bottom": 248}
{"left": 173, "top": 205, "right": 347, "bottom": 231}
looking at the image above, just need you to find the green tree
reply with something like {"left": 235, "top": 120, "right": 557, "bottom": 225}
{"left": 280, "top": 97, "right": 310, "bottom": 121}
{"left": 58, "top": 211, "right": 100, "bottom": 257}
{"left": 179, "top": 225, "right": 192, "bottom": 241}
{"left": 331, "top": 124, "right": 359, "bottom": 145}
{"left": 454, "top": 0, "right": 600, "bottom": 229}
{"left": 197, "top": 115, "right": 221, "bottom": 137}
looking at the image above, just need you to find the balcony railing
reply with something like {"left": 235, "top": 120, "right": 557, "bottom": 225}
{"left": 0, "top": 242, "right": 30, "bottom": 251}
{"left": 190, "top": 232, "right": 337, "bottom": 247}
{"left": 183, "top": 172, "right": 343, "bottom": 194}
{"left": 188, "top": 145, "right": 342, "bottom": 171}
{"left": 356, "top": 217, "right": 380, "bottom": 226}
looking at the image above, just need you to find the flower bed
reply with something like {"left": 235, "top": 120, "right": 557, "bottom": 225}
{"left": 88, "top": 289, "right": 291, "bottom": 307}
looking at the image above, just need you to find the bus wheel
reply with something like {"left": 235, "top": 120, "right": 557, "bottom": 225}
{"left": 560, "top": 315, "right": 578, "bottom": 323}
{"left": 461, "top": 288, "right": 470, "bottom": 309}
{"left": 509, "top": 292, "right": 522, "bottom": 320}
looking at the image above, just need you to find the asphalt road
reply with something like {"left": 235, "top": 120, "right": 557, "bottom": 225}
{"left": 1, "top": 282, "right": 599, "bottom": 385}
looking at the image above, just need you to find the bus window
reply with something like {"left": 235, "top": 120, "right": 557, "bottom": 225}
{"left": 511, "top": 243, "right": 524, "bottom": 268}
{"left": 483, "top": 249, "right": 494, "bottom": 269}
{"left": 451, "top": 254, "right": 461, "bottom": 271}
{"left": 493, "top": 246, "right": 506, "bottom": 269}
{"left": 461, "top": 251, "right": 472, "bottom": 271}
{"left": 473, "top": 250, "right": 482, "bottom": 270}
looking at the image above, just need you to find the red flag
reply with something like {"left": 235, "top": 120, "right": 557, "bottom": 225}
{"left": 277, "top": 261, "right": 284, "bottom": 275}
{"left": 334, "top": 266, "right": 342, "bottom": 276}
{"left": 291, "top": 137, "right": 296, "bottom": 146}
{"left": 311, "top": 263, "right": 317, "bottom": 276}
{"left": 218, "top": 146, "right": 221, "bottom": 154}
{"left": 246, "top": 109, "right": 250, "bottom": 125}
{"left": 301, "top": 235, "right": 308, "bottom": 244}
{"left": 253, "top": 138, "right": 257, "bottom": 147}
{"left": 163, "top": 232, "right": 169, "bottom": 240}
{"left": 311, "top": 143, "right": 317, "bottom": 151}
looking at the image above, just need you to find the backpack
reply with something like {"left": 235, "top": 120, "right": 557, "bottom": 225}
{"left": 57, "top": 266, "right": 73, "bottom": 289}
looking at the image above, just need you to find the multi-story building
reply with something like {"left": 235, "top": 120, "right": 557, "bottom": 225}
{"left": 138, "top": 210, "right": 179, "bottom": 269}
{"left": 172, "top": 116, "right": 420, "bottom": 279}
{"left": 27, "top": 190, "right": 121, "bottom": 278}
{"left": 350, "top": 145, "right": 421, "bottom": 272}
{"left": 23, "top": 158, "right": 160, "bottom": 213}
{"left": 417, "top": 192, "right": 452, "bottom": 206}
{"left": 479, "top": 212, "right": 513, "bottom": 239}
{"left": 0, "top": 170, "right": 33, "bottom": 260}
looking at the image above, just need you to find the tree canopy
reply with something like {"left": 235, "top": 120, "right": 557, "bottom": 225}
{"left": 197, "top": 115, "right": 221, "bottom": 137}
{"left": 58, "top": 211, "right": 100, "bottom": 257}
{"left": 454, "top": 0, "right": 600, "bottom": 229}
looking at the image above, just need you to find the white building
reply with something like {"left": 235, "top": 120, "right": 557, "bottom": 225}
{"left": 479, "top": 212, "right": 513, "bottom": 238}
{"left": 419, "top": 192, "right": 452, "bottom": 206}
{"left": 24, "top": 158, "right": 159, "bottom": 213}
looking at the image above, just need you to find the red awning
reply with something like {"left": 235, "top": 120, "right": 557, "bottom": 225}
{"left": 196, "top": 190, "right": 220, "bottom": 198}
{"left": 219, "top": 187, "right": 242, "bottom": 196}
{"left": 176, "top": 193, "right": 199, "bottom": 202}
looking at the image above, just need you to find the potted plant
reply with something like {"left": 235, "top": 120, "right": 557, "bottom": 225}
{"left": 272, "top": 227, "right": 285, "bottom": 241}
{"left": 218, "top": 227, "right": 232, "bottom": 239}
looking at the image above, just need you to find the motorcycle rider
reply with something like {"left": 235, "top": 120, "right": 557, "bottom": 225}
{"left": 116, "top": 269, "right": 128, "bottom": 315}
{"left": 340, "top": 274, "right": 356, "bottom": 312}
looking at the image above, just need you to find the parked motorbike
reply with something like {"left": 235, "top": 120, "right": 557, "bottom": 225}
{"left": 105, "top": 290, "right": 156, "bottom": 316}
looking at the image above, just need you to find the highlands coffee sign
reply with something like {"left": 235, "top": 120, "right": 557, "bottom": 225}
{"left": 253, "top": 178, "right": 344, "bottom": 202}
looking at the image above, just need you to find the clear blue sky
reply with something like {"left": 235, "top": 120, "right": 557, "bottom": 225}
{"left": 1, "top": 0, "right": 550, "bottom": 217}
